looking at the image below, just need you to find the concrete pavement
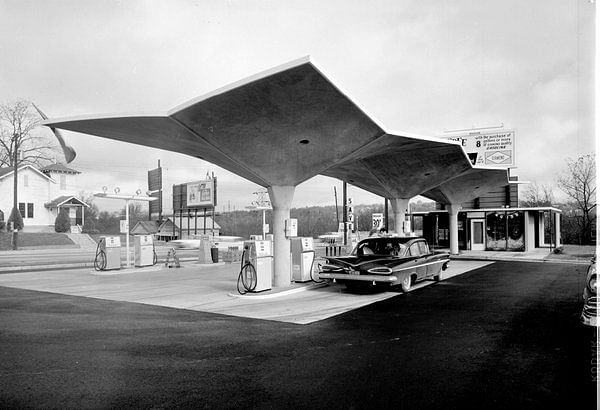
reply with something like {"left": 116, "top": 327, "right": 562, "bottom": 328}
{"left": 0, "top": 259, "right": 492, "bottom": 324}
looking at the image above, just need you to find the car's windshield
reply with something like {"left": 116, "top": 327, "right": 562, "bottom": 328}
{"left": 352, "top": 239, "right": 411, "bottom": 256}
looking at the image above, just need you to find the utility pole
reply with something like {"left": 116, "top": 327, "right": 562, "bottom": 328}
{"left": 12, "top": 138, "right": 18, "bottom": 250}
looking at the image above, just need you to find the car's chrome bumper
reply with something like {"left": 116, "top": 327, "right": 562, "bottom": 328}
{"left": 318, "top": 272, "right": 398, "bottom": 283}
{"left": 582, "top": 296, "right": 599, "bottom": 327}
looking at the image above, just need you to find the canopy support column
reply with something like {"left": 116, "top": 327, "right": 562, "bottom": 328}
{"left": 447, "top": 203, "right": 461, "bottom": 255}
{"left": 390, "top": 198, "right": 410, "bottom": 236}
{"left": 267, "top": 186, "right": 295, "bottom": 288}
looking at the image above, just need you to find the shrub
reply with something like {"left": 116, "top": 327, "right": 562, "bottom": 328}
{"left": 54, "top": 209, "right": 71, "bottom": 233}
{"left": 553, "top": 246, "right": 564, "bottom": 254}
{"left": 7, "top": 207, "right": 24, "bottom": 231}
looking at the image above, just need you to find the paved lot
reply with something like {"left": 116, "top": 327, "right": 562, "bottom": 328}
{"left": 0, "top": 260, "right": 489, "bottom": 324}
{"left": 0, "top": 261, "right": 597, "bottom": 408}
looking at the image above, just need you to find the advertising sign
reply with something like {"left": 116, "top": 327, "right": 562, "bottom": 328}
{"left": 186, "top": 179, "right": 215, "bottom": 208}
{"left": 119, "top": 220, "right": 129, "bottom": 234}
{"left": 372, "top": 213, "right": 384, "bottom": 229}
{"left": 444, "top": 130, "right": 515, "bottom": 167}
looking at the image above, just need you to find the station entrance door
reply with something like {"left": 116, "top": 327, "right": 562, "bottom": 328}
{"left": 470, "top": 219, "right": 485, "bottom": 251}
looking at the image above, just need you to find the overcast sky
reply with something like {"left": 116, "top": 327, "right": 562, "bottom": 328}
{"left": 0, "top": 0, "right": 595, "bottom": 213}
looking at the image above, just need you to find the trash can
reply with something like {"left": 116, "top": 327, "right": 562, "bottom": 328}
{"left": 211, "top": 247, "right": 219, "bottom": 263}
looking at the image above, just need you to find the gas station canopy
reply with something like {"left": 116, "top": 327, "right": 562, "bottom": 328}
{"left": 42, "top": 56, "right": 510, "bottom": 285}
{"left": 42, "top": 56, "right": 508, "bottom": 200}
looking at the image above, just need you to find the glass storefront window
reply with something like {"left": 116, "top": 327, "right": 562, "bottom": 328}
{"left": 486, "top": 212, "right": 506, "bottom": 250}
{"left": 507, "top": 211, "right": 524, "bottom": 251}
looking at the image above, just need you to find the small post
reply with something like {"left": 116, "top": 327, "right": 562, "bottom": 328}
{"left": 125, "top": 199, "right": 130, "bottom": 267}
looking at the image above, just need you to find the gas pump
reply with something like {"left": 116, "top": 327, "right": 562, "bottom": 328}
{"left": 291, "top": 237, "right": 315, "bottom": 282}
{"left": 237, "top": 240, "right": 273, "bottom": 294}
{"left": 134, "top": 235, "right": 155, "bottom": 267}
{"left": 94, "top": 236, "right": 121, "bottom": 271}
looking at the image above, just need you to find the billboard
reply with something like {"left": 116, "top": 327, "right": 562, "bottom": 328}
{"left": 173, "top": 177, "right": 217, "bottom": 212}
{"left": 443, "top": 130, "right": 516, "bottom": 167}
{"left": 187, "top": 179, "right": 214, "bottom": 207}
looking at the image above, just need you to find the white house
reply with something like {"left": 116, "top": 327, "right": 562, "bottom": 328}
{"left": 0, "top": 163, "right": 89, "bottom": 232}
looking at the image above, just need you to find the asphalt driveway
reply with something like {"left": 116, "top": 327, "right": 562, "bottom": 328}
{"left": 0, "top": 261, "right": 596, "bottom": 409}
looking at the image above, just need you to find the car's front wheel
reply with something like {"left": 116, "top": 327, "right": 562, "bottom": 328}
{"left": 400, "top": 275, "right": 412, "bottom": 292}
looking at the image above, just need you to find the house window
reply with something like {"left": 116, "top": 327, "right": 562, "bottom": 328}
{"left": 23, "top": 175, "right": 28, "bottom": 187}
{"left": 18, "top": 202, "right": 34, "bottom": 219}
{"left": 60, "top": 175, "right": 66, "bottom": 190}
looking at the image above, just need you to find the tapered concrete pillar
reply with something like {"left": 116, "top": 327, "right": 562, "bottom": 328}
{"left": 447, "top": 203, "right": 461, "bottom": 255}
{"left": 267, "top": 186, "right": 295, "bottom": 288}
{"left": 390, "top": 198, "right": 410, "bottom": 236}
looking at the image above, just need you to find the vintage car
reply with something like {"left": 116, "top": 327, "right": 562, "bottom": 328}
{"left": 581, "top": 257, "right": 598, "bottom": 326}
{"left": 318, "top": 236, "right": 450, "bottom": 291}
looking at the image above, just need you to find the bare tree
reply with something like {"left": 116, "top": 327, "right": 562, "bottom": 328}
{"left": 557, "top": 153, "right": 596, "bottom": 244}
{"left": 0, "top": 99, "right": 59, "bottom": 168}
{"left": 520, "top": 182, "right": 555, "bottom": 207}
{"left": 0, "top": 99, "right": 60, "bottom": 248}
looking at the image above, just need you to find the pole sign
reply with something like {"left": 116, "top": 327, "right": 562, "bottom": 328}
{"left": 147, "top": 166, "right": 162, "bottom": 219}
{"left": 443, "top": 130, "right": 516, "bottom": 167}
{"left": 372, "top": 213, "right": 384, "bottom": 229}
{"left": 347, "top": 197, "right": 354, "bottom": 232}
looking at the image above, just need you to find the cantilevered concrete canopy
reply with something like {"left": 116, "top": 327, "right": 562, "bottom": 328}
{"left": 322, "top": 132, "right": 473, "bottom": 199}
{"left": 421, "top": 167, "right": 510, "bottom": 205}
{"left": 43, "top": 56, "right": 509, "bottom": 287}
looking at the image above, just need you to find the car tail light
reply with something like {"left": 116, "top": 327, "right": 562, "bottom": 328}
{"left": 367, "top": 267, "right": 393, "bottom": 275}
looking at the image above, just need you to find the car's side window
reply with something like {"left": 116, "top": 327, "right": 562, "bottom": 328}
{"left": 357, "top": 243, "right": 375, "bottom": 255}
{"left": 409, "top": 243, "right": 421, "bottom": 256}
{"left": 418, "top": 241, "right": 429, "bottom": 255}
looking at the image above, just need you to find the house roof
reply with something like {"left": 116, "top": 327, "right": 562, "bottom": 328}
{"left": 131, "top": 220, "right": 159, "bottom": 234}
{"left": 45, "top": 195, "right": 89, "bottom": 208}
{"left": 0, "top": 168, "right": 12, "bottom": 178}
{"left": 39, "top": 163, "right": 80, "bottom": 174}
{"left": 0, "top": 165, "right": 55, "bottom": 182}
{"left": 157, "top": 219, "right": 178, "bottom": 236}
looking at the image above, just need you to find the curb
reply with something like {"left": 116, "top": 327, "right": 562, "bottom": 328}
{"left": 450, "top": 255, "right": 590, "bottom": 265}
